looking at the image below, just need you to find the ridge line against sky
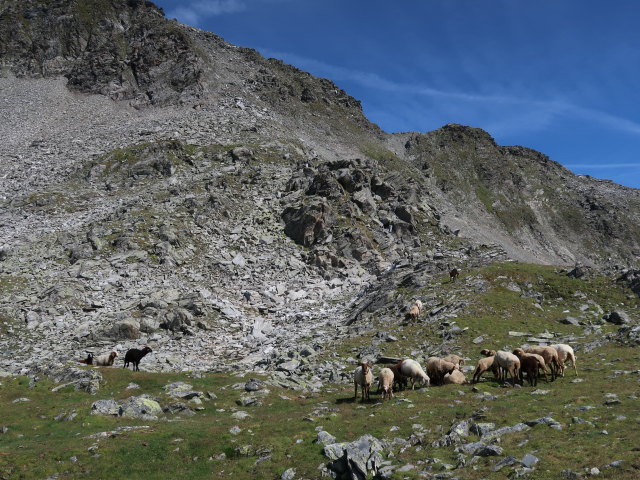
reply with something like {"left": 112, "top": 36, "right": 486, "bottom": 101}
{"left": 155, "top": 0, "right": 640, "bottom": 189}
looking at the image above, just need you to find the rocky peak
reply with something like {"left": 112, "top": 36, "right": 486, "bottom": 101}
{"left": 0, "top": 0, "right": 204, "bottom": 105}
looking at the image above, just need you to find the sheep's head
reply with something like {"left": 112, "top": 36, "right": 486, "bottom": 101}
{"left": 480, "top": 349, "right": 496, "bottom": 357}
{"left": 143, "top": 346, "right": 153, "bottom": 354}
{"left": 110, "top": 351, "right": 118, "bottom": 359}
{"left": 443, "top": 361, "right": 457, "bottom": 376}
{"left": 512, "top": 348, "right": 525, "bottom": 357}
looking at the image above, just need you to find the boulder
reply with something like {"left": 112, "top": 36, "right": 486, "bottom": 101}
{"left": 119, "top": 396, "right": 162, "bottom": 419}
{"left": 111, "top": 319, "right": 140, "bottom": 339}
{"left": 91, "top": 399, "right": 119, "bottom": 416}
{"left": 603, "top": 310, "right": 631, "bottom": 325}
{"left": 324, "top": 434, "right": 387, "bottom": 479}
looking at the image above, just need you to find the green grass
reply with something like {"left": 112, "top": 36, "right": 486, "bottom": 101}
{"left": 1, "top": 263, "right": 639, "bottom": 479}
{"left": 1, "top": 345, "right": 639, "bottom": 479}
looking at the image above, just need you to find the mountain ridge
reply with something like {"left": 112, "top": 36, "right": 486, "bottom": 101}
{"left": 0, "top": 0, "right": 638, "bottom": 376}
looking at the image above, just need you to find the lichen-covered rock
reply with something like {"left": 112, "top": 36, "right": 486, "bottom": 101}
{"left": 119, "top": 396, "right": 162, "bottom": 419}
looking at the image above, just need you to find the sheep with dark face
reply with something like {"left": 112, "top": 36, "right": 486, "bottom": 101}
{"left": 123, "top": 346, "right": 153, "bottom": 371}
{"left": 95, "top": 351, "right": 118, "bottom": 367}
{"left": 78, "top": 352, "right": 94, "bottom": 365}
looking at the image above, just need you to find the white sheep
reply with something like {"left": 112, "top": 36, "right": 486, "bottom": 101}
{"left": 494, "top": 350, "right": 520, "bottom": 385}
{"left": 406, "top": 299, "right": 423, "bottom": 322}
{"left": 426, "top": 357, "right": 457, "bottom": 386}
{"left": 549, "top": 344, "right": 577, "bottom": 377}
{"left": 94, "top": 350, "right": 118, "bottom": 367}
{"left": 354, "top": 362, "right": 373, "bottom": 401}
{"left": 443, "top": 369, "right": 467, "bottom": 385}
{"left": 378, "top": 367, "right": 394, "bottom": 400}
{"left": 400, "top": 358, "right": 430, "bottom": 389}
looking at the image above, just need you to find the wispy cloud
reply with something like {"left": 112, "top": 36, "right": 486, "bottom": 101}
{"left": 261, "top": 48, "right": 640, "bottom": 138}
{"left": 565, "top": 163, "right": 640, "bottom": 169}
{"left": 167, "top": 0, "right": 246, "bottom": 26}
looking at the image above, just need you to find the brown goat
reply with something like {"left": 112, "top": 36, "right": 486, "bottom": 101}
{"left": 449, "top": 268, "right": 460, "bottom": 282}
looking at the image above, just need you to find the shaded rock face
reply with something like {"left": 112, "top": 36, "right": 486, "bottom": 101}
{"left": 0, "top": 0, "right": 204, "bottom": 106}
{"left": 282, "top": 200, "right": 334, "bottom": 247}
{"left": 403, "top": 124, "right": 640, "bottom": 267}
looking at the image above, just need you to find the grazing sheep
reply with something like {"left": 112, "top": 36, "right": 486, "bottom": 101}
{"left": 400, "top": 359, "right": 430, "bottom": 389}
{"left": 94, "top": 351, "right": 118, "bottom": 367}
{"left": 388, "top": 362, "right": 409, "bottom": 391}
{"left": 405, "top": 299, "right": 423, "bottom": 322}
{"left": 512, "top": 348, "right": 546, "bottom": 386}
{"left": 354, "top": 362, "right": 374, "bottom": 401}
{"left": 123, "top": 346, "right": 153, "bottom": 372}
{"left": 442, "top": 354, "right": 465, "bottom": 369}
{"left": 378, "top": 368, "right": 394, "bottom": 400}
{"left": 549, "top": 344, "right": 577, "bottom": 377}
{"left": 443, "top": 369, "right": 467, "bottom": 385}
{"left": 78, "top": 352, "right": 94, "bottom": 365}
{"left": 524, "top": 346, "right": 562, "bottom": 380}
{"left": 494, "top": 351, "right": 520, "bottom": 385}
{"left": 426, "top": 357, "right": 457, "bottom": 386}
{"left": 472, "top": 355, "right": 499, "bottom": 383}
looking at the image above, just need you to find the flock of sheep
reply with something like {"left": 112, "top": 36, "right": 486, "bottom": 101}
{"left": 355, "top": 299, "right": 578, "bottom": 401}
{"left": 78, "top": 346, "right": 153, "bottom": 371}
{"left": 354, "top": 344, "right": 578, "bottom": 401}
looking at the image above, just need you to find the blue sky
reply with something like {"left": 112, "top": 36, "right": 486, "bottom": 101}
{"left": 153, "top": 0, "right": 640, "bottom": 189}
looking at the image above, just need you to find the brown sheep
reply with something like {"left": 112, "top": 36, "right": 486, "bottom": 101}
{"left": 388, "top": 362, "right": 409, "bottom": 391}
{"left": 443, "top": 369, "right": 467, "bottom": 385}
{"left": 512, "top": 348, "right": 546, "bottom": 386}
{"left": 426, "top": 357, "right": 457, "bottom": 386}
{"left": 525, "top": 346, "right": 562, "bottom": 380}
{"left": 442, "top": 354, "right": 465, "bottom": 369}
{"left": 472, "top": 356, "right": 499, "bottom": 383}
